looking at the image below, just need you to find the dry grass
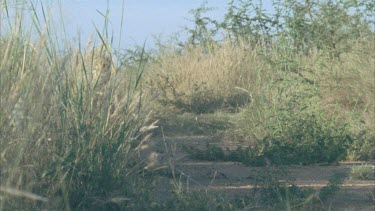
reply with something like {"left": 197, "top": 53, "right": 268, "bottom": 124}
{"left": 145, "top": 33, "right": 374, "bottom": 162}
{"left": 1, "top": 1, "right": 374, "bottom": 209}
{"left": 319, "top": 39, "right": 375, "bottom": 132}
{"left": 229, "top": 35, "right": 375, "bottom": 162}
{"left": 0, "top": 4, "right": 152, "bottom": 209}
{"left": 146, "top": 39, "right": 270, "bottom": 113}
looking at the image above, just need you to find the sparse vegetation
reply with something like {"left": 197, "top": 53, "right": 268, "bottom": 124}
{"left": 1, "top": 0, "right": 374, "bottom": 210}
{"left": 350, "top": 164, "right": 375, "bottom": 180}
{"left": 318, "top": 173, "right": 346, "bottom": 201}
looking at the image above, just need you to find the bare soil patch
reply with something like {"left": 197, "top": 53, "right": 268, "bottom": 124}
{"left": 143, "top": 133, "right": 375, "bottom": 210}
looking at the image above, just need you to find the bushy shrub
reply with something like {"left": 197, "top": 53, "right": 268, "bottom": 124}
{"left": 230, "top": 70, "right": 357, "bottom": 165}
{"left": 260, "top": 111, "right": 352, "bottom": 165}
{"left": 350, "top": 164, "right": 375, "bottom": 180}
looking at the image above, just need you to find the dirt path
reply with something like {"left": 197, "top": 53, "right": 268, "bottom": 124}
{"left": 144, "top": 134, "right": 375, "bottom": 210}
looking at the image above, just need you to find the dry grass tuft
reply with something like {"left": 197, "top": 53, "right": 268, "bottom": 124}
{"left": 146, "top": 39, "right": 268, "bottom": 113}
{"left": 0, "top": 19, "right": 150, "bottom": 210}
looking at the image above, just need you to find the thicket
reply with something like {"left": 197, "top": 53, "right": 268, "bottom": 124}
{"left": 150, "top": 0, "right": 375, "bottom": 164}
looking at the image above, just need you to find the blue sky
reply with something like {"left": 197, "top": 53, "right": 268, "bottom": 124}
{"left": 1, "top": 0, "right": 273, "bottom": 48}
{"left": 57, "top": 0, "right": 230, "bottom": 48}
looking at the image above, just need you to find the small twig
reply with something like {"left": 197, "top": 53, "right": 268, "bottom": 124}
{"left": 210, "top": 170, "right": 217, "bottom": 186}
{"left": 161, "top": 126, "right": 176, "bottom": 180}
{"left": 0, "top": 187, "right": 48, "bottom": 202}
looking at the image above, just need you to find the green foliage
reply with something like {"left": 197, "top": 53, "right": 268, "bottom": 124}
{"left": 254, "top": 181, "right": 316, "bottom": 209}
{"left": 161, "top": 191, "right": 239, "bottom": 211}
{"left": 185, "top": 1, "right": 219, "bottom": 46}
{"left": 222, "top": 0, "right": 276, "bottom": 42}
{"left": 1, "top": 0, "right": 374, "bottom": 210}
{"left": 347, "top": 132, "right": 375, "bottom": 161}
{"left": 350, "top": 164, "right": 375, "bottom": 180}
{"left": 230, "top": 72, "right": 354, "bottom": 164}
{"left": 259, "top": 108, "right": 353, "bottom": 165}
{"left": 282, "top": 0, "right": 373, "bottom": 57}
{"left": 185, "top": 0, "right": 373, "bottom": 56}
{"left": 319, "top": 173, "right": 345, "bottom": 200}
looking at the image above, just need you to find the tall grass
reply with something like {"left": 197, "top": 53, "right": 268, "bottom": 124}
{"left": 0, "top": 1, "right": 154, "bottom": 210}
{"left": 144, "top": 0, "right": 375, "bottom": 164}
{"left": 1, "top": 0, "right": 374, "bottom": 210}
{"left": 147, "top": 30, "right": 374, "bottom": 164}
{"left": 146, "top": 39, "right": 270, "bottom": 114}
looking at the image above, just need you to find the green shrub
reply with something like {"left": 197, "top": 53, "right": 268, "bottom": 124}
{"left": 350, "top": 164, "right": 375, "bottom": 180}
{"left": 261, "top": 110, "right": 352, "bottom": 165}
{"left": 347, "top": 132, "right": 375, "bottom": 161}
{"left": 319, "top": 173, "right": 346, "bottom": 201}
{"left": 230, "top": 72, "right": 357, "bottom": 165}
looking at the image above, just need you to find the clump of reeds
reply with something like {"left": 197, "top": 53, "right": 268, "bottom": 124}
{"left": 0, "top": 1, "right": 155, "bottom": 210}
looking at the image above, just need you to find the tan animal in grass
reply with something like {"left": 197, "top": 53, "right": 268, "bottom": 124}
{"left": 84, "top": 34, "right": 113, "bottom": 91}
{"left": 90, "top": 51, "right": 121, "bottom": 113}
{"left": 63, "top": 42, "right": 122, "bottom": 116}
{"left": 66, "top": 43, "right": 114, "bottom": 91}
{"left": 92, "top": 52, "right": 113, "bottom": 91}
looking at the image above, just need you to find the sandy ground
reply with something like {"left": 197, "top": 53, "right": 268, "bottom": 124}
{"left": 142, "top": 134, "right": 375, "bottom": 210}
